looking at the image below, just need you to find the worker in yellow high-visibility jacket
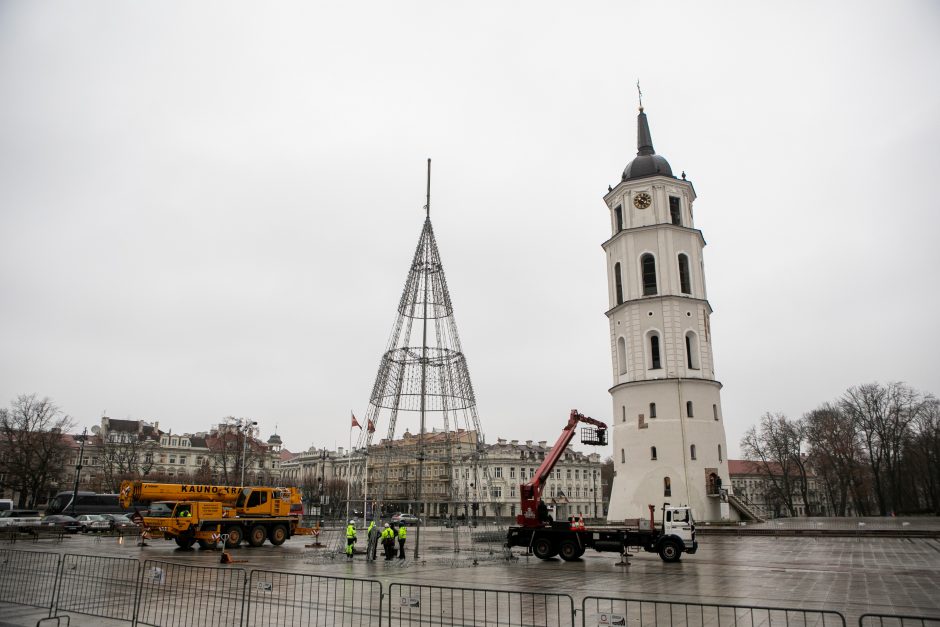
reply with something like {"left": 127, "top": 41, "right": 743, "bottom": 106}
{"left": 345, "top": 521, "right": 357, "bottom": 559}
{"left": 397, "top": 523, "right": 407, "bottom": 559}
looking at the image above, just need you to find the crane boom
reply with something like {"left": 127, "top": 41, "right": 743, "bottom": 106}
{"left": 516, "top": 409, "right": 607, "bottom": 527}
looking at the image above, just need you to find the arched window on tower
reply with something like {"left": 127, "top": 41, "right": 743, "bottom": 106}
{"left": 641, "top": 254, "right": 657, "bottom": 296}
{"left": 621, "top": 449, "right": 625, "bottom": 464}
{"left": 686, "top": 401, "right": 694, "bottom": 418}
{"left": 685, "top": 331, "right": 700, "bottom": 370}
{"left": 678, "top": 254, "right": 691, "bottom": 294}
{"left": 649, "top": 402, "right": 657, "bottom": 418}
{"left": 663, "top": 476, "right": 671, "bottom": 497}
{"left": 614, "top": 262, "right": 624, "bottom": 305}
{"left": 650, "top": 446, "right": 658, "bottom": 460}
{"left": 617, "top": 337, "right": 627, "bottom": 375}
{"left": 649, "top": 333, "right": 662, "bottom": 370}
{"left": 614, "top": 206, "right": 623, "bottom": 232}
{"left": 669, "top": 196, "right": 682, "bottom": 226}
{"left": 718, "top": 444, "right": 723, "bottom": 462}
{"left": 690, "top": 444, "right": 697, "bottom": 460}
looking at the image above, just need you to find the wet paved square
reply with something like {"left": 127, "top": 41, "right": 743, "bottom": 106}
{"left": 2, "top": 529, "right": 939, "bottom": 625}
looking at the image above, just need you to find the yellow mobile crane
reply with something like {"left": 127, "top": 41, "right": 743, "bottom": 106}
{"left": 119, "top": 481, "right": 311, "bottom": 549}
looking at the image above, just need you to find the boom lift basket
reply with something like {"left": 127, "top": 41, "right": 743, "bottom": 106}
{"left": 580, "top": 426, "right": 607, "bottom": 446}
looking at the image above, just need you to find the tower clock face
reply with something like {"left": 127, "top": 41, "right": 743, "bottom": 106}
{"left": 634, "top": 192, "right": 652, "bottom": 209}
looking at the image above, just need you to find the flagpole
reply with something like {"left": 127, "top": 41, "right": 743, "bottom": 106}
{"left": 346, "top": 415, "right": 353, "bottom": 522}
{"left": 363, "top": 441, "right": 369, "bottom": 526}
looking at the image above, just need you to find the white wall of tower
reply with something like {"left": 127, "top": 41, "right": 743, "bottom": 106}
{"left": 603, "top": 171, "right": 734, "bottom": 523}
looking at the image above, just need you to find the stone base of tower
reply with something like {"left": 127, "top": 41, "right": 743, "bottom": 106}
{"left": 606, "top": 378, "right": 736, "bottom": 523}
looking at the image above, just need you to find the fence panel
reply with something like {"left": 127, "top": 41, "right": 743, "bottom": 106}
{"left": 54, "top": 553, "right": 140, "bottom": 623}
{"left": 245, "top": 569, "right": 382, "bottom": 626}
{"left": 0, "top": 548, "right": 60, "bottom": 611}
{"left": 859, "top": 615, "right": 940, "bottom": 627}
{"left": 581, "top": 597, "right": 846, "bottom": 627}
{"left": 388, "top": 582, "right": 574, "bottom": 627}
{"left": 135, "top": 560, "right": 247, "bottom": 627}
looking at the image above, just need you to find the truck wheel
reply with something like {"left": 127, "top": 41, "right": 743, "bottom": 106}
{"left": 532, "top": 537, "right": 556, "bottom": 559}
{"left": 225, "top": 526, "right": 244, "bottom": 548}
{"left": 559, "top": 539, "right": 582, "bottom": 561}
{"left": 658, "top": 540, "right": 681, "bottom": 562}
{"left": 269, "top": 524, "right": 288, "bottom": 546}
{"left": 248, "top": 524, "right": 267, "bottom": 547}
{"left": 175, "top": 536, "right": 195, "bottom": 549}
{"left": 197, "top": 539, "right": 218, "bottom": 550}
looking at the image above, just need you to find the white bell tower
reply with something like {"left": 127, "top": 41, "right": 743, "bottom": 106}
{"left": 603, "top": 103, "right": 733, "bottom": 522}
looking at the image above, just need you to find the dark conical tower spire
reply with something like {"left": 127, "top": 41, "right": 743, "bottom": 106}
{"left": 622, "top": 98, "right": 673, "bottom": 181}
{"left": 636, "top": 107, "right": 655, "bottom": 156}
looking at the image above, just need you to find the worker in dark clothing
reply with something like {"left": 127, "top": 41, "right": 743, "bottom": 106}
{"left": 367, "top": 519, "right": 378, "bottom": 560}
{"left": 381, "top": 523, "right": 395, "bottom": 560}
{"left": 538, "top": 500, "right": 550, "bottom": 523}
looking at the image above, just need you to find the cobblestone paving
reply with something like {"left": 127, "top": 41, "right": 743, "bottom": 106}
{"left": 2, "top": 529, "right": 939, "bottom": 625}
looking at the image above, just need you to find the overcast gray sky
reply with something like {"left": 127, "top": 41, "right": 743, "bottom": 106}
{"left": 1, "top": 1, "right": 938, "bottom": 459}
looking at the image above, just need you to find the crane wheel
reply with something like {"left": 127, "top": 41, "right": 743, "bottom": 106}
{"left": 197, "top": 539, "right": 218, "bottom": 550}
{"left": 248, "top": 524, "right": 267, "bottom": 547}
{"left": 532, "top": 537, "right": 556, "bottom": 560}
{"left": 559, "top": 539, "right": 581, "bottom": 561}
{"left": 174, "top": 536, "right": 196, "bottom": 550}
{"left": 225, "top": 526, "right": 244, "bottom": 548}
{"left": 269, "top": 524, "right": 288, "bottom": 546}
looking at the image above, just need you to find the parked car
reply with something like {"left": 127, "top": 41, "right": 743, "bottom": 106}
{"left": 75, "top": 514, "right": 110, "bottom": 533}
{"left": 391, "top": 513, "right": 421, "bottom": 525}
{"left": 0, "top": 510, "right": 42, "bottom": 531}
{"left": 100, "top": 513, "right": 137, "bottom": 531}
{"left": 38, "top": 515, "right": 82, "bottom": 534}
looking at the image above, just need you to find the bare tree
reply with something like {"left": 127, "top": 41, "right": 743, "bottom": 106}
{"left": 0, "top": 394, "right": 75, "bottom": 507}
{"left": 99, "top": 434, "right": 156, "bottom": 492}
{"left": 740, "top": 412, "right": 808, "bottom": 517}
{"left": 804, "top": 403, "right": 868, "bottom": 516}
{"left": 841, "top": 382, "right": 923, "bottom": 515}
{"left": 907, "top": 396, "right": 940, "bottom": 513}
{"left": 206, "top": 417, "right": 265, "bottom": 485}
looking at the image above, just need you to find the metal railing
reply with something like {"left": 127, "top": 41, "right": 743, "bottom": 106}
{"left": 1, "top": 549, "right": 939, "bottom": 627}
{"left": 859, "top": 615, "right": 940, "bottom": 627}
{"left": 581, "top": 597, "right": 847, "bottom": 627}
{"left": 388, "top": 582, "right": 574, "bottom": 626}
{"left": 135, "top": 559, "right": 248, "bottom": 627}
{"left": 54, "top": 553, "right": 140, "bottom": 623}
{"left": 245, "top": 569, "right": 382, "bottom": 626}
{"left": 0, "top": 548, "right": 60, "bottom": 611}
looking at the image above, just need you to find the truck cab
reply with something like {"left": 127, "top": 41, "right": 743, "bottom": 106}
{"left": 656, "top": 505, "right": 696, "bottom": 561}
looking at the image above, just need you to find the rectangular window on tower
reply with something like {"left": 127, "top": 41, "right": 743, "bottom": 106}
{"left": 614, "top": 206, "right": 623, "bottom": 232}
{"left": 669, "top": 196, "right": 682, "bottom": 225}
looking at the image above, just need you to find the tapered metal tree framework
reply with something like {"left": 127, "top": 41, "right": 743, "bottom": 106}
{"left": 356, "top": 161, "right": 487, "bottom": 555}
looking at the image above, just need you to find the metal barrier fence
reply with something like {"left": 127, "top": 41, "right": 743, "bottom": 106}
{"left": 0, "top": 548, "right": 60, "bottom": 612}
{"left": 246, "top": 569, "right": 382, "bottom": 626}
{"left": 388, "top": 582, "right": 574, "bottom": 626}
{"left": 859, "top": 615, "right": 940, "bottom": 627}
{"left": 135, "top": 559, "right": 248, "bottom": 627}
{"left": 581, "top": 598, "right": 847, "bottom": 627}
{"left": 54, "top": 553, "right": 141, "bottom": 623}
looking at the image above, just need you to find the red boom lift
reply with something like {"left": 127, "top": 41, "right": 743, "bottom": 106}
{"left": 506, "top": 409, "right": 698, "bottom": 563}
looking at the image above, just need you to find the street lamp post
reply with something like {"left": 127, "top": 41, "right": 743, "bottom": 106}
{"left": 240, "top": 420, "right": 257, "bottom": 486}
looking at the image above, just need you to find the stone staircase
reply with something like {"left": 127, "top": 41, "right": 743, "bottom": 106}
{"left": 728, "top": 492, "right": 766, "bottom": 523}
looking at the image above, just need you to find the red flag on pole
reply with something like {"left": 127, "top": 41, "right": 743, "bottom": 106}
{"left": 351, "top": 412, "right": 361, "bottom": 430}
{"left": 367, "top": 419, "right": 375, "bottom": 434}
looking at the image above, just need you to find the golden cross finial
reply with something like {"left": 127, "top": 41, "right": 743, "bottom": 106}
{"left": 637, "top": 80, "right": 643, "bottom": 111}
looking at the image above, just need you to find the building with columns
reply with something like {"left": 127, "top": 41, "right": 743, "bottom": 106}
{"left": 603, "top": 104, "right": 734, "bottom": 522}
